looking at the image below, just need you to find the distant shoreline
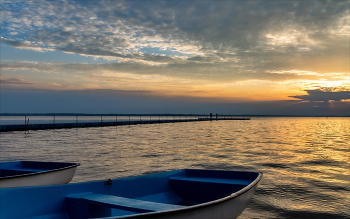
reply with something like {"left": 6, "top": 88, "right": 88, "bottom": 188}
{"left": 0, "top": 113, "right": 349, "bottom": 117}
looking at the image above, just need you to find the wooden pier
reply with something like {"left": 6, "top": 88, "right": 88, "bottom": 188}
{"left": 0, "top": 116, "right": 250, "bottom": 132}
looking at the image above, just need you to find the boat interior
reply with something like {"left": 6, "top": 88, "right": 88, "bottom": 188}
{"left": 1, "top": 169, "right": 259, "bottom": 219}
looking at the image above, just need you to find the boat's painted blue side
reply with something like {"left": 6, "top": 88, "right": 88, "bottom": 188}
{"left": 0, "top": 161, "right": 80, "bottom": 188}
{"left": 0, "top": 169, "right": 262, "bottom": 219}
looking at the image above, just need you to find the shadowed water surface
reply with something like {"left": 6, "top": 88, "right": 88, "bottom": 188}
{"left": 0, "top": 117, "right": 349, "bottom": 218}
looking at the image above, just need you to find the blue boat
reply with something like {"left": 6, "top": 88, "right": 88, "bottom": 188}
{"left": 0, "top": 169, "right": 262, "bottom": 219}
{"left": 0, "top": 161, "right": 80, "bottom": 188}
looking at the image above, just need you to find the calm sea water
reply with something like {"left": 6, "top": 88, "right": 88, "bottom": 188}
{"left": 0, "top": 117, "right": 349, "bottom": 219}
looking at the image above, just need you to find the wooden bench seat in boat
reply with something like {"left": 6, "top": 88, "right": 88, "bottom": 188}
{"left": 72, "top": 194, "right": 182, "bottom": 213}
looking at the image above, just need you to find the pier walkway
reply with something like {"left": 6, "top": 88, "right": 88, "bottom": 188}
{"left": 0, "top": 116, "right": 250, "bottom": 132}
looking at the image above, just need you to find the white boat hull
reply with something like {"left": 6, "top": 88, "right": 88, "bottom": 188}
{"left": 0, "top": 161, "right": 80, "bottom": 188}
{"left": 0, "top": 166, "right": 78, "bottom": 188}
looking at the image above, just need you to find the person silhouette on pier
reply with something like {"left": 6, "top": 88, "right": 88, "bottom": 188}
{"left": 210, "top": 113, "right": 213, "bottom": 120}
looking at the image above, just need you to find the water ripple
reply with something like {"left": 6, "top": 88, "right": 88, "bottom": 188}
{"left": 1, "top": 117, "right": 349, "bottom": 218}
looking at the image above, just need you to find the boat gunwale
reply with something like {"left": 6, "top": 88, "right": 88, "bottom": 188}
{"left": 101, "top": 170, "right": 263, "bottom": 219}
{"left": 0, "top": 161, "right": 80, "bottom": 180}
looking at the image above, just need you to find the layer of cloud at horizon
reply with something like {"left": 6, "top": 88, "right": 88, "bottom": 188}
{"left": 1, "top": 88, "right": 349, "bottom": 116}
{"left": 0, "top": 0, "right": 349, "bottom": 114}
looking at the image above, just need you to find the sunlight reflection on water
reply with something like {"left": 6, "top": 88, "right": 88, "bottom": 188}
{"left": 0, "top": 117, "right": 349, "bottom": 218}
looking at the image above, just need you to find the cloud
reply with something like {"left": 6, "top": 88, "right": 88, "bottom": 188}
{"left": 1, "top": 1, "right": 348, "bottom": 69}
{"left": 0, "top": 75, "right": 63, "bottom": 89}
{"left": 0, "top": 38, "right": 52, "bottom": 52}
{"left": 0, "top": 61, "right": 58, "bottom": 73}
{"left": 0, "top": 0, "right": 349, "bottom": 104}
{"left": 2, "top": 60, "right": 343, "bottom": 84}
{"left": 290, "top": 89, "right": 350, "bottom": 102}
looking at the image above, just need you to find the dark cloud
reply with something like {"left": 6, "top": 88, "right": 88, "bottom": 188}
{"left": 0, "top": 38, "right": 40, "bottom": 49}
{"left": 290, "top": 90, "right": 350, "bottom": 102}
{"left": 1, "top": 0, "right": 348, "bottom": 70}
{"left": 0, "top": 75, "right": 62, "bottom": 89}
{"left": 0, "top": 77, "right": 31, "bottom": 85}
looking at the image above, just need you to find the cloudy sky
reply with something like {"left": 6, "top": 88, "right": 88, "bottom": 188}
{"left": 0, "top": 0, "right": 349, "bottom": 115}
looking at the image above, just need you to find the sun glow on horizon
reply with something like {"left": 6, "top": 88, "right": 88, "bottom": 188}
{"left": 1, "top": 0, "right": 349, "bottom": 115}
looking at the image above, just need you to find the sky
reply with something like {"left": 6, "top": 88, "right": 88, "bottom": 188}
{"left": 0, "top": 0, "right": 349, "bottom": 115}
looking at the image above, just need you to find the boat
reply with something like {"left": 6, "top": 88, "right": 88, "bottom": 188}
{"left": 0, "top": 169, "right": 262, "bottom": 219}
{"left": 0, "top": 161, "right": 80, "bottom": 188}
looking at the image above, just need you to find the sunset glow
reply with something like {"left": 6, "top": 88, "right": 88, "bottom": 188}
{"left": 0, "top": 0, "right": 349, "bottom": 115}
